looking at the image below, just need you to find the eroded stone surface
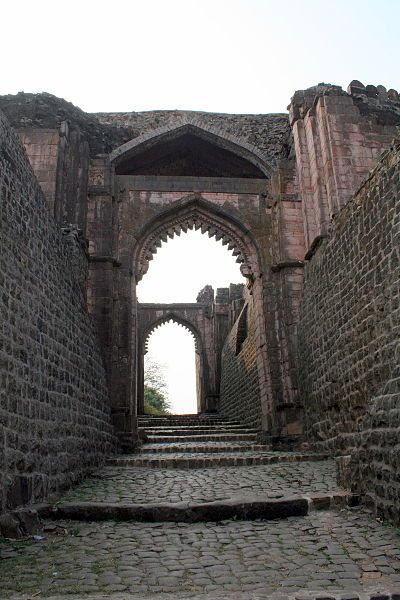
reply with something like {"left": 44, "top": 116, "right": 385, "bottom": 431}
{"left": 1, "top": 510, "right": 400, "bottom": 598}
{"left": 59, "top": 461, "right": 339, "bottom": 505}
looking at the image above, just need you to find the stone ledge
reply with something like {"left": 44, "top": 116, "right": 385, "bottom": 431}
{"left": 89, "top": 254, "right": 121, "bottom": 266}
{"left": 271, "top": 260, "right": 305, "bottom": 272}
{"left": 48, "top": 491, "right": 352, "bottom": 524}
{"left": 106, "top": 452, "right": 329, "bottom": 469}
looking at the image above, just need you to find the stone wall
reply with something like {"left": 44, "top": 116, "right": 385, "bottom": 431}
{"left": 298, "top": 140, "right": 400, "bottom": 507}
{"left": 0, "top": 92, "right": 291, "bottom": 166}
{"left": 289, "top": 82, "right": 400, "bottom": 251}
{"left": 220, "top": 294, "right": 262, "bottom": 427}
{"left": 350, "top": 358, "right": 400, "bottom": 523}
{"left": 0, "top": 110, "right": 115, "bottom": 515}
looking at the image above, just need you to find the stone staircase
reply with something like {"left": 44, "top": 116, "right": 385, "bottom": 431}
{"left": 108, "top": 414, "right": 328, "bottom": 468}
{"left": 4, "top": 413, "right": 398, "bottom": 599}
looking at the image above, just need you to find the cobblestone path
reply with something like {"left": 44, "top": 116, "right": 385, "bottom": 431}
{"left": 59, "top": 461, "right": 339, "bottom": 504}
{"left": 1, "top": 415, "right": 400, "bottom": 599}
{"left": 1, "top": 511, "right": 400, "bottom": 597}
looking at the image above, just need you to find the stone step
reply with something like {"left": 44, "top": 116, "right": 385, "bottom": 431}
{"left": 138, "top": 417, "right": 235, "bottom": 421}
{"left": 142, "top": 427, "right": 258, "bottom": 437}
{"left": 145, "top": 433, "right": 258, "bottom": 443}
{"left": 138, "top": 414, "right": 234, "bottom": 420}
{"left": 107, "top": 452, "right": 328, "bottom": 469}
{"left": 138, "top": 419, "right": 241, "bottom": 427}
{"left": 140, "top": 424, "right": 249, "bottom": 430}
{"left": 43, "top": 490, "right": 352, "bottom": 523}
{"left": 138, "top": 442, "right": 269, "bottom": 454}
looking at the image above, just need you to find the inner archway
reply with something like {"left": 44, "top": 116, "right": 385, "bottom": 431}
{"left": 144, "top": 321, "right": 198, "bottom": 414}
{"left": 136, "top": 228, "right": 245, "bottom": 416}
{"left": 137, "top": 228, "right": 245, "bottom": 303}
{"left": 129, "top": 195, "right": 272, "bottom": 424}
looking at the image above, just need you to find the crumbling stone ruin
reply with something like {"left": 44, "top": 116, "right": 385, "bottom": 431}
{"left": 0, "top": 80, "right": 400, "bottom": 565}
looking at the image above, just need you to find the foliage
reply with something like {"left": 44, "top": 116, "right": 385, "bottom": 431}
{"left": 143, "top": 358, "right": 171, "bottom": 415}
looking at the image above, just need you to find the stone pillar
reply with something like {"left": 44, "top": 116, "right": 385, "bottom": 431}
{"left": 289, "top": 82, "right": 400, "bottom": 253}
{"left": 86, "top": 156, "right": 136, "bottom": 442}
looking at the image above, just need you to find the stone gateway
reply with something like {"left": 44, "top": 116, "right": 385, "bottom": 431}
{"left": 0, "top": 80, "right": 400, "bottom": 597}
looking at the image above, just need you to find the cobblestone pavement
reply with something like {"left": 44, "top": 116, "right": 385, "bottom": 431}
{"left": 1, "top": 509, "right": 400, "bottom": 598}
{"left": 59, "top": 461, "right": 338, "bottom": 504}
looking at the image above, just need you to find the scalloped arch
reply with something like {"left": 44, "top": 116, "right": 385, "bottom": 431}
{"left": 144, "top": 314, "right": 201, "bottom": 354}
{"left": 110, "top": 121, "right": 273, "bottom": 178}
{"left": 133, "top": 195, "right": 258, "bottom": 283}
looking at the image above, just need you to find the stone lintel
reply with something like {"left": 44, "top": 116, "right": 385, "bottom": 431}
{"left": 116, "top": 175, "right": 267, "bottom": 194}
{"left": 89, "top": 254, "right": 121, "bottom": 267}
{"left": 271, "top": 260, "right": 305, "bottom": 272}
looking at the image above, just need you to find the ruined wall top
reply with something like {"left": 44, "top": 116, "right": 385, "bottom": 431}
{"left": 289, "top": 80, "right": 400, "bottom": 125}
{"left": 2, "top": 80, "right": 399, "bottom": 173}
{"left": 196, "top": 285, "right": 215, "bottom": 304}
{"left": 95, "top": 109, "right": 291, "bottom": 165}
{"left": 196, "top": 284, "right": 244, "bottom": 306}
{"left": 0, "top": 92, "right": 291, "bottom": 164}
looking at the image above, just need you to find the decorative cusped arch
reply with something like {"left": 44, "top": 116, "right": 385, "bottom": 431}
{"left": 137, "top": 304, "right": 211, "bottom": 414}
{"left": 143, "top": 313, "right": 201, "bottom": 354}
{"left": 110, "top": 120, "right": 273, "bottom": 178}
{"left": 133, "top": 194, "right": 261, "bottom": 283}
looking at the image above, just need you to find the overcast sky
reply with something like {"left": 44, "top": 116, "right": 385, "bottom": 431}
{"left": 2, "top": 0, "right": 399, "bottom": 413}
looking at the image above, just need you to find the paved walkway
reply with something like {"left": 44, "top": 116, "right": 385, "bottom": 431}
{"left": 1, "top": 510, "right": 400, "bottom": 597}
{"left": 59, "top": 461, "right": 339, "bottom": 504}
{"left": 2, "top": 415, "right": 400, "bottom": 599}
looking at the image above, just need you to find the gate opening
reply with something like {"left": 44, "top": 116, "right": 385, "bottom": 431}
{"left": 144, "top": 322, "right": 197, "bottom": 415}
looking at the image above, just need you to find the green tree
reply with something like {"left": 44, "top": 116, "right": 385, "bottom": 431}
{"left": 144, "top": 359, "right": 171, "bottom": 415}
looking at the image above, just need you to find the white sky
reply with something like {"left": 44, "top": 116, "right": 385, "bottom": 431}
{"left": 1, "top": 0, "right": 399, "bottom": 114}
{"left": 2, "top": 0, "right": 399, "bottom": 413}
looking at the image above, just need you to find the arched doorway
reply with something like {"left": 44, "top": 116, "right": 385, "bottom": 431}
{"left": 126, "top": 196, "right": 273, "bottom": 424}
{"left": 140, "top": 315, "right": 205, "bottom": 415}
{"left": 103, "top": 120, "right": 286, "bottom": 444}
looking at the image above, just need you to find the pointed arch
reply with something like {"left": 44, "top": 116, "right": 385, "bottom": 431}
{"left": 143, "top": 313, "right": 201, "bottom": 354}
{"left": 110, "top": 121, "right": 273, "bottom": 178}
{"left": 133, "top": 194, "right": 260, "bottom": 283}
{"left": 139, "top": 309, "right": 208, "bottom": 414}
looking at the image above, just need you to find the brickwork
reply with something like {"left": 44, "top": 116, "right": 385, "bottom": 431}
{"left": 350, "top": 361, "right": 400, "bottom": 523}
{"left": 220, "top": 295, "right": 262, "bottom": 427}
{"left": 0, "top": 110, "right": 115, "bottom": 513}
{"left": 298, "top": 141, "right": 400, "bottom": 512}
{"left": 17, "top": 128, "right": 59, "bottom": 214}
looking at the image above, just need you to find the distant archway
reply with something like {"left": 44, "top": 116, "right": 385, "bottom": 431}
{"left": 131, "top": 196, "right": 267, "bottom": 419}
{"left": 137, "top": 309, "right": 208, "bottom": 414}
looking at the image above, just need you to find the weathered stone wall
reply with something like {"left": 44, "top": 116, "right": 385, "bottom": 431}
{"left": 350, "top": 358, "right": 400, "bottom": 523}
{"left": 0, "top": 110, "right": 115, "bottom": 514}
{"left": 298, "top": 141, "right": 400, "bottom": 467}
{"left": 220, "top": 294, "right": 262, "bottom": 427}
{"left": 289, "top": 82, "right": 400, "bottom": 251}
{"left": 0, "top": 92, "right": 291, "bottom": 166}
